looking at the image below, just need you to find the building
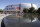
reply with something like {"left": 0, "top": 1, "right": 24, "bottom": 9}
{"left": 4, "top": 3, "right": 38, "bottom": 14}
{"left": 4, "top": 4, "right": 20, "bottom": 14}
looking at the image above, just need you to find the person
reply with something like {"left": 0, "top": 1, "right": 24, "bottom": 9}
{"left": 5, "top": 11, "right": 7, "bottom": 14}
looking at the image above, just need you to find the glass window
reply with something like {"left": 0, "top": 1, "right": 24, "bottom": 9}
{"left": 4, "top": 8, "right": 8, "bottom": 10}
{"left": 7, "top": 5, "right": 11, "bottom": 7}
{"left": 12, "top": 5, "right": 19, "bottom": 7}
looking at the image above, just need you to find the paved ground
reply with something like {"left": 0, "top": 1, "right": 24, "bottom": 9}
{"left": 3, "top": 15, "right": 40, "bottom": 27}
{"left": 0, "top": 14, "right": 11, "bottom": 27}
{"left": 0, "top": 14, "right": 40, "bottom": 27}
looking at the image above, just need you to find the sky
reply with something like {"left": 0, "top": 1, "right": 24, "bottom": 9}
{"left": 0, "top": 0, "right": 40, "bottom": 9}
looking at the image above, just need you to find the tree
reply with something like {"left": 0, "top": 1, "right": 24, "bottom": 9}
{"left": 28, "top": 7, "right": 35, "bottom": 13}
{"left": 37, "top": 8, "right": 40, "bottom": 14}
{"left": 23, "top": 8, "right": 29, "bottom": 13}
{"left": 0, "top": 9, "right": 3, "bottom": 12}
